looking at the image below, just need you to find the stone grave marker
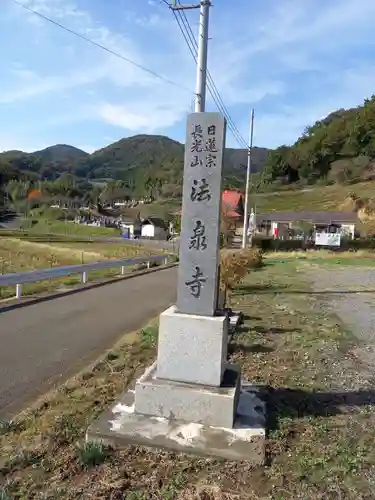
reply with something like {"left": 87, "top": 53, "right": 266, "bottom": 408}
{"left": 87, "top": 112, "right": 266, "bottom": 464}
{"left": 177, "top": 112, "right": 226, "bottom": 317}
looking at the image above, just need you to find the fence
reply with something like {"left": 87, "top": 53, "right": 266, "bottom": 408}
{"left": 0, "top": 254, "right": 172, "bottom": 299}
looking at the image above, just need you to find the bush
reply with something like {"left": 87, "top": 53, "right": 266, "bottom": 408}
{"left": 343, "top": 238, "right": 375, "bottom": 250}
{"left": 219, "top": 248, "right": 263, "bottom": 293}
{"left": 252, "top": 237, "right": 317, "bottom": 252}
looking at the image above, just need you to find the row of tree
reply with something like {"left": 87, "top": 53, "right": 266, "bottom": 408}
{"left": 0, "top": 172, "right": 161, "bottom": 217}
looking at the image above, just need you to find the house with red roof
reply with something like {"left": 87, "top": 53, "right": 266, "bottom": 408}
{"left": 221, "top": 190, "right": 244, "bottom": 219}
{"left": 176, "top": 190, "right": 245, "bottom": 222}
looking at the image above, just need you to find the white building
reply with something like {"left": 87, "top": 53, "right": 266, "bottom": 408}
{"left": 141, "top": 218, "right": 169, "bottom": 240}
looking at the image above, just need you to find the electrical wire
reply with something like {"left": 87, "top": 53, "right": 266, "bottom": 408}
{"left": 172, "top": 0, "right": 249, "bottom": 149}
{"left": 11, "top": 0, "right": 195, "bottom": 95}
{"left": 177, "top": 4, "right": 248, "bottom": 147}
{"left": 12, "top": 0, "right": 249, "bottom": 149}
{"left": 179, "top": 10, "right": 248, "bottom": 148}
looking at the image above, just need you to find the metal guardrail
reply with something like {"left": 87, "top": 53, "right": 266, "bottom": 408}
{"left": 0, "top": 254, "right": 172, "bottom": 299}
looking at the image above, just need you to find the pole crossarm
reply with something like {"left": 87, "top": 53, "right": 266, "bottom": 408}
{"left": 171, "top": 1, "right": 211, "bottom": 11}
{"left": 171, "top": 4, "right": 201, "bottom": 10}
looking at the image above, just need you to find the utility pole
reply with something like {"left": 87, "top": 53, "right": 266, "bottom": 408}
{"left": 194, "top": 0, "right": 210, "bottom": 112}
{"left": 242, "top": 109, "right": 255, "bottom": 249}
{"left": 171, "top": 0, "right": 211, "bottom": 112}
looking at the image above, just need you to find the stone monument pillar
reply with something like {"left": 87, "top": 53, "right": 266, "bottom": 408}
{"left": 87, "top": 113, "right": 266, "bottom": 463}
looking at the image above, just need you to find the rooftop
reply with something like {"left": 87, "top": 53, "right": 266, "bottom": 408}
{"left": 256, "top": 211, "right": 359, "bottom": 224}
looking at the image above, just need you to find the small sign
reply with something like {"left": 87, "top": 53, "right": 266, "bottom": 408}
{"left": 315, "top": 233, "right": 341, "bottom": 247}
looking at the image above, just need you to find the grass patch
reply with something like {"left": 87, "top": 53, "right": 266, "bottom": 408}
{"left": 1, "top": 260, "right": 373, "bottom": 498}
{"left": 0, "top": 237, "right": 164, "bottom": 299}
{"left": 75, "top": 441, "right": 110, "bottom": 468}
{"left": 140, "top": 324, "right": 158, "bottom": 348}
{"left": 228, "top": 261, "right": 375, "bottom": 498}
{"left": 0, "top": 490, "right": 12, "bottom": 500}
{"left": 264, "top": 249, "right": 375, "bottom": 267}
{"left": 0, "top": 420, "right": 23, "bottom": 435}
{"left": 20, "top": 218, "right": 121, "bottom": 237}
{"left": 0, "top": 325, "right": 158, "bottom": 498}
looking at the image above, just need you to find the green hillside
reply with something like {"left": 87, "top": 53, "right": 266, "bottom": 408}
{"left": 0, "top": 134, "right": 269, "bottom": 198}
{"left": 251, "top": 181, "right": 375, "bottom": 213}
{"left": 33, "top": 144, "right": 88, "bottom": 163}
{"left": 262, "top": 95, "right": 375, "bottom": 187}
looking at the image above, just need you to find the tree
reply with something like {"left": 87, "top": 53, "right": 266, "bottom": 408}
{"left": 292, "top": 220, "right": 314, "bottom": 248}
{"left": 261, "top": 94, "right": 375, "bottom": 187}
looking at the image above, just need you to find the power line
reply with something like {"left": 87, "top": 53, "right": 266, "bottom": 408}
{"left": 174, "top": 3, "right": 247, "bottom": 146}
{"left": 171, "top": 1, "right": 249, "bottom": 148}
{"left": 179, "top": 8, "right": 248, "bottom": 147}
{"left": 11, "top": 0, "right": 194, "bottom": 94}
{"left": 13, "top": 0, "right": 248, "bottom": 149}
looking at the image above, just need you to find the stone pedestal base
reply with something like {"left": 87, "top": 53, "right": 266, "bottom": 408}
{"left": 135, "top": 362, "right": 240, "bottom": 428}
{"left": 157, "top": 305, "right": 228, "bottom": 387}
{"left": 86, "top": 372, "right": 266, "bottom": 463}
{"left": 86, "top": 304, "right": 266, "bottom": 463}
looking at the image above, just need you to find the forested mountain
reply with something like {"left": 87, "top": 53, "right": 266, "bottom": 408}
{"left": 33, "top": 145, "right": 88, "bottom": 163}
{"left": 0, "top": 134, "right": 270, "bottom": 198}
{"left": 261, "top": 95, "right": 375, "bottom": 187}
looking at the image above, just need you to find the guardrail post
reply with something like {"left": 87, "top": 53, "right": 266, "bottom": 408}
{"left": 1, "top": 253, "right": 170, "bottom": 294}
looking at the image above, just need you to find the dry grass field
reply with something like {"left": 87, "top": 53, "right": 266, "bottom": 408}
{"left": 0, "top": 237, "right": 161, "bottom": 299}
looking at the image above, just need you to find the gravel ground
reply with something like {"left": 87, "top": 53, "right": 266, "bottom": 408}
{"left": 305, "top": 265, "right": 375, "bottom": 380}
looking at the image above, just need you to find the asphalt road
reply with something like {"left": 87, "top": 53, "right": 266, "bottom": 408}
{"left": 0, "top": 267, "right": 177, "bottom": 419}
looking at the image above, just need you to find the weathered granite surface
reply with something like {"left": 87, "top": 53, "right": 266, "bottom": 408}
{"left": 135, "top": 362, "right": 240, "bottom": 428}
{"left": 177, "top": 112, "right": 226, "bottom": 317}
{"left": 156, "top": 305, "right": 228, "bottom": 386}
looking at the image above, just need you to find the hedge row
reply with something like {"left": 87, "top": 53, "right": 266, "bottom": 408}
{"left": 251, "top": 237, "right": 375, "bottom": 252}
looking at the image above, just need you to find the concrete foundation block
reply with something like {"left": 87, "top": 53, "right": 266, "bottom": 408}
{"left": 157, "top": 305, "right": 228, "bottom": 387}
{"left": 134, "top": 362, "right": 240, "bottom": 428}
{"left": 86, "top": 378, "right": 266, "bottom": 464}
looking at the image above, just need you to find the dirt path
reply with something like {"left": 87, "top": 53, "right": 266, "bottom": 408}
{"left": 305, "top": 265, "right": 375, "bottom": 378}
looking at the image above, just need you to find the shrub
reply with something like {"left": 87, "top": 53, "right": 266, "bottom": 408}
{"left": 219, "top": 248, "right": 263, "bottom": 294}
{"left": 252, "top": 237, "right": 309, "bottom": 252}
{"left": 344, "top": 238, "right": 375, "bottom": 250}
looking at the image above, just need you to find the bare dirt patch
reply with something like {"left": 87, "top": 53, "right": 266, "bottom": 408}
{"left": 305, "top": 264, "right": 375, "bottom": 382}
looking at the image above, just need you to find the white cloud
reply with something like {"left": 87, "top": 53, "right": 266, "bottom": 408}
{"left": 0, "top": 134, "right": 48, "bottom": 153}
{"left": 250, "top": 65, "right": 375, "bottom": 148}
{"left": 3, "top": 0, "right": 375, "bottom": 151}
{"left": 0, "top": 66, "right": 105, "bottom": 103}
{"left": 98, "top": 99, "right": 189, "bottom": 133}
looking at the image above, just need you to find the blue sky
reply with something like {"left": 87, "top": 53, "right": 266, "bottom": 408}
{"left": 1, "top": 0, "right": 375, "bottom": 153}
